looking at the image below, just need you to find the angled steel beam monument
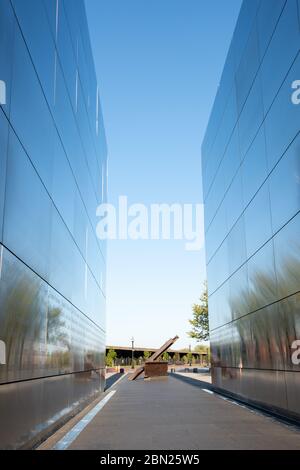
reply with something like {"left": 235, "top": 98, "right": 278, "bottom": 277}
{"left": 129, "top": 336, "right": 179, "bottom": 381}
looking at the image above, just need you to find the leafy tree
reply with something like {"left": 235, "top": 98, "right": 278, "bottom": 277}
{"left": 173, "top": 352, "right": 180, "bottom": 363}
{"left": 194, "top": 343, "right": 210, "bottom": 364}
{"left": 143, "top": 350, "right": 151, "bottom": 361}
{"left": 162, "top": 351, "right": 169, "bottom": 362}
{"left": 187, "top": 351, "right": 193, "bottom": 365}
{"left": 182, "top": 355, "right": 188, "bottom": 364}
{"left": 194, "top": 344, "right": 208, "bottom": 354}
{"left": 106, "top": 349, "right": 117, "bottom": 367}
{"left": 188, "top": 281, "right": 209, "bottom": 341}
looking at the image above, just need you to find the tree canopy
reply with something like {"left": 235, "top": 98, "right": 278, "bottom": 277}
{"left": 106, "top": 349, "right": 117, "bottom": 367}
{"left": 188, "top": 282, "right": 209, "bottom": 342}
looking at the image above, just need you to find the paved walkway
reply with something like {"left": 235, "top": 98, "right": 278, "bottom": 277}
{"left": 67, "top": 374, "right": 300, "bottom": 450}
{"left": 175, "top": 371, "right": 212, "bottom": 384}
{"left": 105, "top": 372, "right": 123, "bottom": 390}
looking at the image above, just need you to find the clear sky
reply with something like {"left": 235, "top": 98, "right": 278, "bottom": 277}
{"left": 85, "top": 0, "right": 242, "bottom": 350}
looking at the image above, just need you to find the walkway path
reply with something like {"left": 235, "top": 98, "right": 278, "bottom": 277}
{"left": 59, "top": 374, "right": 300, "bottom": 450}
{"left": 174, "top": 370, "right": 212, "bottom": 384}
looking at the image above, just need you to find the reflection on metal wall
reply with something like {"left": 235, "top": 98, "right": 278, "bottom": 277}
{"left": 0, "top": 370, "right": 105, "bottom": 450}
{"left": 0, "top": 0, "right": 106, "bottom": 449}
{"left": 202, "top": 0, "right": 300, "bottom": 420}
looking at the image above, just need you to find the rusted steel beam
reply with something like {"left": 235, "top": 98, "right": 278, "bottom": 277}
{"left": 128, "top": 336, "right": 179, "bottom": 381}
{"left": 144, "top": 361, "right": 168, "bottom": 378}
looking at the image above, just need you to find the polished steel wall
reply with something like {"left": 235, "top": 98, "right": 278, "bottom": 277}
{"left": 202, "top": 0, "right": 300, "bottom": 420}
{"left": 0, "top": 0, "right": 106, "bottom": 448}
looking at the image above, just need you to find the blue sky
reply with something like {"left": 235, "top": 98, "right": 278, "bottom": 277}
{"left": 85, "top": 0, "right": 242, "bottom": 350}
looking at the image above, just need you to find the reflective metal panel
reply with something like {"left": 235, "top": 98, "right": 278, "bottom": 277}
{"left": 229, "top": 264, "right": 250, "bottom": 320}
{"left": 203, "top": 0, "right": 300, "bottom": 420}
{"left": 11, "top": 0, "right": 56, "bottom": 106}
{"left": 285, "top": 369, "right": 300, "bottom": 417}
{"left": 227, "top": 215, "right": 247, "bottom": 276}
{"left": 0, "top": 0, "right": 107, "bottom": 449}
{"left": 0, "top": 370, "right": 104, "bottom": 449}
{"left": 251, "top": 304, "right": 287, "bottom": 371}
{"left": 235, "top": 18, "right": 260, "bottom": 114}
{"left": 3, "top": 129, "right": 52, "bottom": 281}
{"left": 256, "top": 0, "right": 286, "bottom": 59}
{"left": 0, "top": 110, "right": 9, "bottom": 240}
{"left": 0, "top": 246, "right": 48, "bottom": 383}
{"left": 260, "top": 0, "right": 300, "bottom": 115}
{"left": 273, "top": 213, "right": 300, "bottom": 300}
{"left": 224, "top": 167, "right": 244, "bottom": 233}
{"left": 0, "top": 0, "right": 15, "bottom": 118}
{"left": 0, "top": 246, "right": 105, "bottom": 384}
{"left": 264, "top": 51, "right": 300, "bottom": 171}
{"left": 246, "top": 240, "right": 278, "bottom": 311}
{"left": 10, "top": 26, "right": 55, "bottom": 192}
{"left": 241, "top": 125, "right": 268, "bottom": 208}
{"left": 238, "top": 72, "right": 264, "bottom": 158}
{"left": 269, "top": 133, "right": 300, "bottom": 234}
{"left": 278, "top": 292, "right": 300, "bottom": 372}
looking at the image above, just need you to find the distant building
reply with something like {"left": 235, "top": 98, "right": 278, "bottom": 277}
{"left": 202, "top": 0, "right": 300, "bottom": 420}
{"left": 0, "top": 0, "right": 106, "bottom": 448}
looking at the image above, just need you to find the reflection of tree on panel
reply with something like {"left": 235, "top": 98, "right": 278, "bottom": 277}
{"left": 46, "top": 306, "right": 71, "bottom": 370}
{"left": 0, "top": 273, "right": 45, "bottom": 378}
{"left": 229, "top": 244, "right": 300, "bottom": 370}
{"left": 47, "top": 307, "right": 68, "bottom": 347}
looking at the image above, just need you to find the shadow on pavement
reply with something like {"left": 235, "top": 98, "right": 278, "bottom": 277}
{"left": 104, "top": 373, "right": 123, "bottom": 391}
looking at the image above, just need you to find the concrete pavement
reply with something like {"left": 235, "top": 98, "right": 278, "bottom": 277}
{"left": 61, "top": 374, "right": 300, "bottom": 450}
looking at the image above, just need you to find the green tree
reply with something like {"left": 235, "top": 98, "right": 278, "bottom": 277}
{"left": 173, "top": 352, "right": 180, "bottom": 363}
{"left": 182, "top": 355, "right": 188, "bottom": 364}
{"left": 194, "top": 344, "right": 207, "bottom": 354}
{"left": 143, "top": 350, "right": 151, "bottom": 361}
{"left": 106, "top": 349, "right": 117, "bottom": 367}
{"left": 162, "top": 351, "right": 169, "bottom": 362}
{"left": 194, "top": 344, "right": 210, "bottom": 364}
{"left": 187, "top": 351, "right": 193, "bottom": 365}
{"left": 188, "top": 282, "right": 209, "bottom": 341}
